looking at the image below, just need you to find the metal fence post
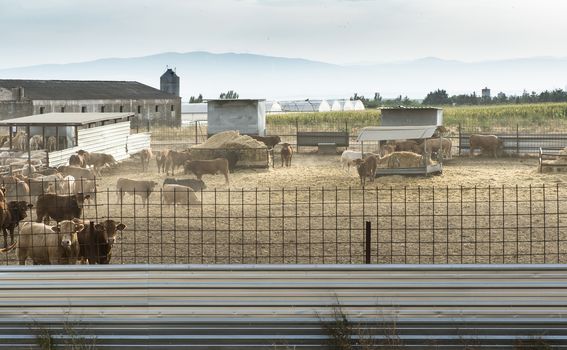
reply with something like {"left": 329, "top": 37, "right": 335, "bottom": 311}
{"left": 365, "top": 221, "right": 371, "bottom": 264}
{"left": 195, "top": 121, "right": 198, "bottom": 145}
{"left": 458, "top": 123, "right": 462, "bottom": 156}
{"left": 516, "top": 124, "right": 520, "bottom": 155}
{"left": 295, "top": 118, "right": 299, "bottom": 153}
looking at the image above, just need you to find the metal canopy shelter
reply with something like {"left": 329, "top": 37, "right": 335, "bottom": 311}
{"left": 0, "top": 112, "right": 135, "bottom": 170}
{"left": 0, "top": 112, "right": 134, "bottom": 127}
{"left": 357, "top": 125, "right": 438, "bottom": 142}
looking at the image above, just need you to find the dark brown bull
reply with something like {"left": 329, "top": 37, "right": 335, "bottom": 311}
{"left": 250, "top": 135, "right": 281, "bottom": 149}
{"left": 184, "top": 158, "right": 230, "bottom": 184}
{"left": 78, "top": 220, "right": 126, "bottom": 264}
{"left": 2, "top": 201, "right": 33, "bottom": 248}
{"left": 35, "top": 193, "right": 90, "bottom": 223}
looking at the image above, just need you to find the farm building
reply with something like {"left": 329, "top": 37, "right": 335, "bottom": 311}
{"left": 265, "top": 100, "right": 282, "bottom": 113}
{"left": 358, "top": 106, "right": 445, "bottom": 176}
{"left": 207, "top": 99, "right": 266, "bottom": 136}
{"left": 0, "top": 112, "right": 149, "bottom": 168}
{"left": 280, "top": 99, "right": 331, "bottom": 113}
{"left": 0, "top": 74, "right": 182, "bottom": 127}
{"left": 380, "top": 106, "right": 443, "bottom": 126}
{"left": 181, "top": 102, "right": 207, "bottom": 125}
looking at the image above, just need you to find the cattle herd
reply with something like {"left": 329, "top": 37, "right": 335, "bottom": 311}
{"left": 0, "top": 130, "right": 507, "bottom": 265}
{"left": 341, "top": 134, "right": 504, "bottom": 186}
{"left": 0, "top": 149, "right": 127, "bottom": 265}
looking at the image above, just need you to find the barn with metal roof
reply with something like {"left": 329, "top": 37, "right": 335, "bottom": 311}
{"left": 0, "top": 73, "right": 182, "bottom": 126}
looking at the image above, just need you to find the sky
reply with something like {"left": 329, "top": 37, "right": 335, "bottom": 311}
{"left": 1, "top": 0, "right": 567, "bottom": 69}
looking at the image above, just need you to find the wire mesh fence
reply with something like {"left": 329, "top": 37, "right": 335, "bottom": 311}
{"left": 1, "top": 181, "right": 567, "bottom": 265}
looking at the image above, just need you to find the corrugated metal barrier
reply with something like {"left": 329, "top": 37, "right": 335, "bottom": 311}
{"left": 0, "top": 264, "right": 566, "bottom": 349}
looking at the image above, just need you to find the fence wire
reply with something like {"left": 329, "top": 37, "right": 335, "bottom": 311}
{"left": 1, "top": 182, "right": 567, "bottom": 265}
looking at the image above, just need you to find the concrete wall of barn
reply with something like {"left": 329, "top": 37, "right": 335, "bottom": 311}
{"left": 0, "top": 100, "right": 34, "bottom": 121}
{"left": 0, "top": 98, "right": 181, "bottom": 127}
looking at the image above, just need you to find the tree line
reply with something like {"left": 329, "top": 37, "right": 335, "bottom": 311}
{"left": 422, "top": 88, "right": 567, "bottom": 106}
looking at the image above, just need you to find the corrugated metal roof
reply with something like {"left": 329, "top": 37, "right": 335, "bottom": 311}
{"left": 0, "top": 112, "right": 134, "bottom": 126}
{"left": 357, "top": 125, "right": 437, "bottom": 141}
{"left": 0, "top": 79, "right": 178, "bottom": 100}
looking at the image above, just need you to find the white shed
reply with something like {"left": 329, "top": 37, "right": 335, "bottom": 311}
{"left": 207, "top": 99, "right": 266, "bottom": 136}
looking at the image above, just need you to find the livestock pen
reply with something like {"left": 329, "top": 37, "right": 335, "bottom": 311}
{"left": 2, "top": 182, "right": 567, "bottom": 265}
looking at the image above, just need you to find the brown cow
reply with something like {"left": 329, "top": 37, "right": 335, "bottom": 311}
{"left": 6, "top": 220, "right": 84, "bottom": 265}
{"left": 354, "top": 155, "right": 378, "bottom": 187}
{"left": 2, "top": 201, "right": 33, "bottom": 248}
{"left": 469, "top": 134, "right": 504, "bottom": 158}
{"left": 280, "top": 143, "right": 293, "bottom": 167}
{"left": 77, "top": 150, "right": 117, "bottom": 176}
{"left": 165, "top": 150, "right": 192, "bottom": 176}
{"left": 140, "top": 149, "right": 153, "bottom": 172}
{"left": 250, "top": 135, "right": 281, "bottom": 149}
{"left": 77, "top": 220, "right": 126, "bottom": 264}
{"left": 116, "top": 178, "right": 158, "bottom": 207}
{"left": 68, "top": 154, "right": 85, "bottom": 168}
{"left": 184, "top": 158, "right": 230, "bottom": 184}
{"left": 394, "top": 140, "right": 421, "bottom": 153}
{"left": 156, "top": 149, "right": 170, "bottom": 174}
{"left": 418, "top": 138, "right": 453, "bottom": 159}
{"left": 35, "top": 193, "right": 90, "bottom": 223}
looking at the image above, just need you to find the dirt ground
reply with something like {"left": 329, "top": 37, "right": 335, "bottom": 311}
{"left": 98, "top": 152, "right": 564, "bottom": 191}
{"left": 3, "top": 152, "right": 566, "bottom": 266}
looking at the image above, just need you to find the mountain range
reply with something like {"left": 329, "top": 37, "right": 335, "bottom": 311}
{"left": 1, "top": 51, "right": 566, "bottom": 101}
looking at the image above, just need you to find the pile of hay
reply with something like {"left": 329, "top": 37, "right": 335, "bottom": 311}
{"left": 193, "top": 130, "right": 266, "bottom": 149}
{"left": 376, "top": 151, "right": 434, "bottom": 168}
{"left": 191, "top": 131, "right": 268, "bottom": 168}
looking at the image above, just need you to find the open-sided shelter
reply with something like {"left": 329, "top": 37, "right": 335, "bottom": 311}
{"left": 0, "top": 112, "right": 150, "bottom": 168}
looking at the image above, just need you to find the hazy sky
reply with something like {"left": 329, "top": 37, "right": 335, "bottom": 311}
{"left": 1, "top": 0, "right": 567, "bottom": 69}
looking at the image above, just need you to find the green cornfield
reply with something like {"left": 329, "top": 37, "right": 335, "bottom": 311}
{"left": 267, "top": 103, "right": 567, "bottom": 132}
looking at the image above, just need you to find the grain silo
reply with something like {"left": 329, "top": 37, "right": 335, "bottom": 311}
{"left": 160, "top": 68, "right": 180, "bottom": 97}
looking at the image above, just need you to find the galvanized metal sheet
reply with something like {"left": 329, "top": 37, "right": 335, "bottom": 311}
{"left": 357, "top": 125, "right": 438, "bottom": 142}
{"left": 126, "top": 132, "right": 151, "bottom": 155}
{"left": 0, "top": 264, "right": 566, "bottom": 349}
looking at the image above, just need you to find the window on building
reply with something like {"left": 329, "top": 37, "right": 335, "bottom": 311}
{"left": 101, "top": 106, "right": 105, "bottom": 112}
{"left": 137, "top": 106, "right": 141, "bottom": 114}
{"left": 155, "top": 105, "right": 159, "bottom": 113}
{"left": 119, "top": 106, "right": 124, "bottom": 113}
{"left": 60, "top": 106, "right": 65, "bottom": 113}
{"left": 39, "top": 107, "right": 45, "bottom": 114}
{"left": 170, "top": 105, "right": 174, "bottom": 112}
{"left": 81, "top": 106, "right": 87, "bottom": 113}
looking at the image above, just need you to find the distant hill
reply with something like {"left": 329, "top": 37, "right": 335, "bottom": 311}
{"left": 1, "top": 51, "right": 566, "bottom": 101}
